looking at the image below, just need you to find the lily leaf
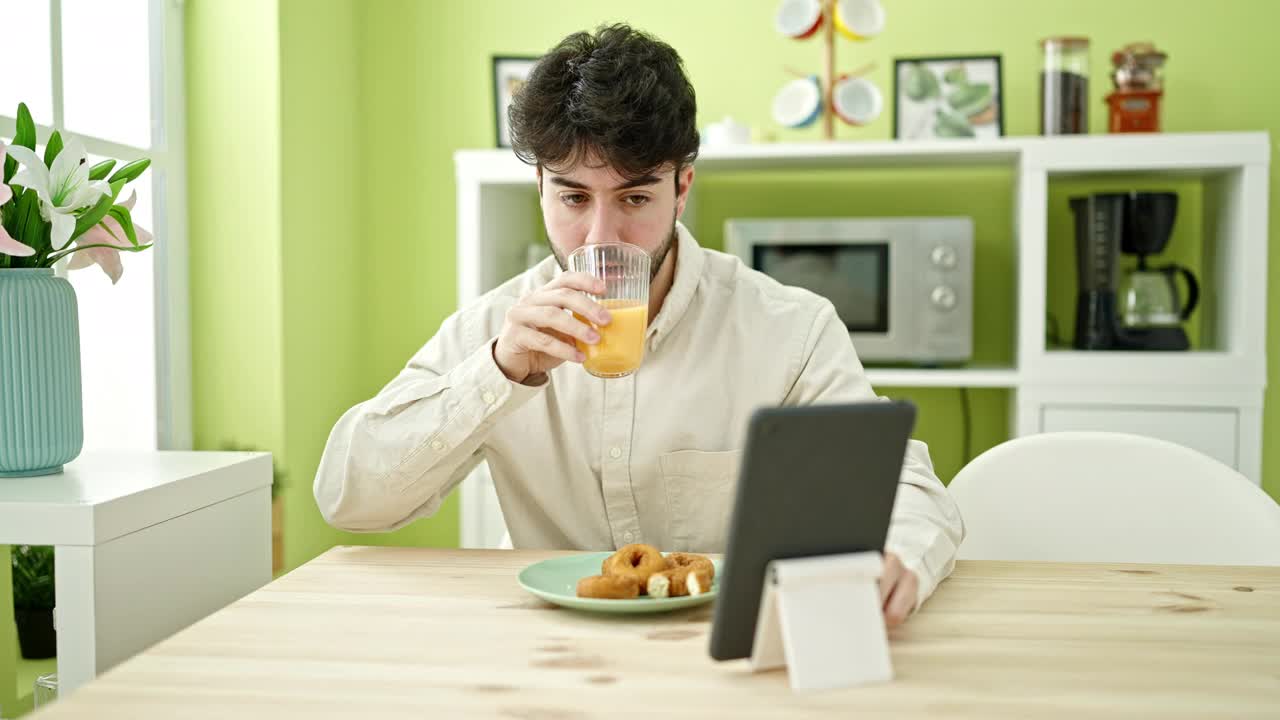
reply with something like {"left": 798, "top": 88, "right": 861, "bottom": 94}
{"left": 14, "top": 104, "right": 36, "bottom": 150}
{"left": 108, "top": 158, "right": 151, "bottom": 184}
{"left": 15, "top": 189, "right": 48, "bottom": 248}
{"left": 43, "top": 131, "right": 64, "bottom": 167}
{"left": 87, "top": 159, "right": 117, "bottom": 181}
{"left": 5, "top": 104, "right": 38, "bottom": 183}
{"left": 904, "top": 63, "right": 940, "bottom": 102}
{"left": 107, "top": 205, "right": 138, "bottom": 247}
{"left": 73, "top": 192, "right": 116, "bottom": 239}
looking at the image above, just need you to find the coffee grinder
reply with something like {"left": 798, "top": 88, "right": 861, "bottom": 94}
{"left": 1070, "top": 191, "right": 1200, "bottom": 351}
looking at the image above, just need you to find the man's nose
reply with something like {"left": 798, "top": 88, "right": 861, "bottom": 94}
{"left": 584, "top": 204, "right": 622, "bottom": 246}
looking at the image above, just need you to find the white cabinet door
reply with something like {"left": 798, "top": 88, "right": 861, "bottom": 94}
{"left": 1041, "top": 406, "right": 1239, "bottom": 470}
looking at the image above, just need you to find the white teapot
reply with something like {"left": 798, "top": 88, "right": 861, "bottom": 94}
{"left": 703, "top": 116, "right": 752, "bottom": 147}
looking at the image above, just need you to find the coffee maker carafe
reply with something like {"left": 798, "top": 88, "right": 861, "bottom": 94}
{"left": 1070, "top": 191, "right": 1199, "bottom": 351}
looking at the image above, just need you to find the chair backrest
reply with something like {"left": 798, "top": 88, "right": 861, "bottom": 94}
{"left": 949, "top": 431, "right": 1280, "bottom": 566}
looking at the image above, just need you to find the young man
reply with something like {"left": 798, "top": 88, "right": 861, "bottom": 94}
{"left": 314, "top": 24, "right": 963, "bottom": 626}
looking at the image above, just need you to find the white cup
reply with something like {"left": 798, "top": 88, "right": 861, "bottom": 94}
{"left": 832, "top": 76, "right": 883, "bottom": 125}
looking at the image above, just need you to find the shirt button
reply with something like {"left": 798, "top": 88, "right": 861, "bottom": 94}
{"left": 430, "top": 439, "right": 446, "bottom": 452}
{"left": 609, "top": 446, "right": 622, "bottom": 459}
{"left": 481, "top": 390, "right": 496, "bottom": 405}
{"left": 623, "top": 531, "right": 636, "bottom": 542}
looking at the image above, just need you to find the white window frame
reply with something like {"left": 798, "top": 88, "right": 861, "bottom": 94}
{"left": 0, "top": 0, "right": 192, "bottom": 450}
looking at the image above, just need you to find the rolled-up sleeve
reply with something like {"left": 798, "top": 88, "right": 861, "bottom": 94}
{"left": 314, "top": 309, "right": 543, "bottom": 532}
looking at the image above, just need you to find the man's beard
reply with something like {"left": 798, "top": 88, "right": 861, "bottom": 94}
{"left": 550, "top": 215, "right": 678, "bottom": 282}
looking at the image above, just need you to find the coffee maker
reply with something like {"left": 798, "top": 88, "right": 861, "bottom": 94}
{"left": 1070, "top": 191, "right": 1200, "bottom": 351}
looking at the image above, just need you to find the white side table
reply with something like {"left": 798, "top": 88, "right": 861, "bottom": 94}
{"left": 0, "top": 451, "right": 272, "bottom": 698}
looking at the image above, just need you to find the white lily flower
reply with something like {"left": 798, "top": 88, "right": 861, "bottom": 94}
{"left": 5, "top": 137, "right": 111, "bottom": 251}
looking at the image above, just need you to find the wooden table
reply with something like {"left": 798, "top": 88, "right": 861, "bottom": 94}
{"left": 35, "top": 547, "right": 1280, "bottom": 719}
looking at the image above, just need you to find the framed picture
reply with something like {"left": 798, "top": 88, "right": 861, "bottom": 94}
{"left": 492, "top": 55, "right": 540, "bottom": 148}
{"left": 893, "top": 55, "right": 1003, "bottom": 140}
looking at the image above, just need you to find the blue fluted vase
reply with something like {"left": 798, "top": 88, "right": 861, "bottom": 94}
{"left": 0, "top": 268, "right": 83, "bottom": 477}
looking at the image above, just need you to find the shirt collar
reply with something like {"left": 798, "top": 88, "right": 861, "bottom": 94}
{"left": 645, "top": 221, "right": 703, "bottom": 348}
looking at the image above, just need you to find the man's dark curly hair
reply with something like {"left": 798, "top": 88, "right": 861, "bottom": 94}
{"left": 508, "top": 24, "right": 700, "bottom": 184}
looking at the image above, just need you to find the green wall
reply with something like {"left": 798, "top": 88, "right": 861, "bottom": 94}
{"left": 277, "top": 0, "right": 371, "bottom": 567}
{"left": 186, "top": 0, "right": 287, "bottom": 497}
{"left": 186, "top": 0, "right": 1280, "bottom": 571}
{"left": 1, "top": 546, "right": 11, "bottom": 717}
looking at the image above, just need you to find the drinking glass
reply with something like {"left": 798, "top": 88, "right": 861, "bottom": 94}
{"left": 33, "top": 673, "right": 57, "bottom": 708}
{"left": 566, "top": 242, "right": 651, "bottom": 378}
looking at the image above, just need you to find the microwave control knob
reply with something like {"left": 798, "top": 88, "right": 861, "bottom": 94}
{"left": 930, "top": 285, "right": 957, "bottom": 311}
{"left": 930, "top": 245, "right": 958, "bottom": 269}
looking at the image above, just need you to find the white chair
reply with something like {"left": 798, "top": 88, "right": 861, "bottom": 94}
{"left": 949, "top": 431, "right": 1280, "bottom": 566}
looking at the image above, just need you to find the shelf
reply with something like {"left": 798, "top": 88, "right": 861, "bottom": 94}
{"left": 865, "top": 365, "right": 1019, "bottom": 389}
{"left": 455, "top": 132, "right": 1269, "bottom": 185}
{"left": 1031, "top": 349, "right": 1263, "bottom": 388}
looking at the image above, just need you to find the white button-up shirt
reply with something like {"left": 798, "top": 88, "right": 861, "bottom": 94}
{"left": 314, "top": 223, "right": 965, "bottom": 610}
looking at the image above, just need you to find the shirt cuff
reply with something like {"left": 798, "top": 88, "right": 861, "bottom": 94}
{"left": 885, "top": 519, "right": 950, "bottom": 615}
{"left": 475, "top": 337, "right": 545, "bottom": 408}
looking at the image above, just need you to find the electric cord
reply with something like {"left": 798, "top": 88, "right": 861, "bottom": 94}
{"left": 1046, "top": 312, "right": 1063, "bottom": 347}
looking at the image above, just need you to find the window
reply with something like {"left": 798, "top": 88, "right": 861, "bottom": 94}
{"left": 1, "top": 0, "right": 190, "bottom": 452}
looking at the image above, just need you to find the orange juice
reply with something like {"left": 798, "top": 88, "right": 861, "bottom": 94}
{"left": 575, "top": 299, "right": 648, "bottom": 377}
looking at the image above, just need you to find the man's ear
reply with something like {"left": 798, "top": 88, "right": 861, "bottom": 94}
{"left": 675, "top": 164, "right": 695, "bottom": 219}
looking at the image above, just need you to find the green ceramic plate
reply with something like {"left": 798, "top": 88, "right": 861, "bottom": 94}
{"left": 517, "top": 552, "right": 720, "bottom": 614}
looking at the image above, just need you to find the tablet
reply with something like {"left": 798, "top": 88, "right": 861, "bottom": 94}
{"left": 708, "top": 400, "right": 916, "bottom": 661}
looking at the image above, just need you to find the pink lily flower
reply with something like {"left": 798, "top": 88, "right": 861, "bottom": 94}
{"left": 0, "top": 141, "right": 37, "bottom": 257}
{"left": 66, "top": 191, "right": 153, "bottom": 284}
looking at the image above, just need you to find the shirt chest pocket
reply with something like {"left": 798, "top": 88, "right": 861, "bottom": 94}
{"left": 659, "top": 449, "right": 742, "bottom": 553}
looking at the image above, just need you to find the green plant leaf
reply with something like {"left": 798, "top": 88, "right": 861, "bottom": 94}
{"left": 947, "top": 82, "right": 993, "bottom": 118}
{"left": 904, "top": 63, "right": 940, "bottom": 102}
{"left": 43, "top": 130, "right": 64, "bottom": 166}
{"left": 87, "top": 159, "right": 117, "bottom": 181}
{"left": 934, "top": 108, "right": 976, "bottom": 138}
{"left": 12, "top": 545, "right": 55, "bottom": 610}
{"left": 107, "top": 205, "right": 139, "bottom": 247}
{"left": 108, "top": 158, "right": 151, "bottom": 184}
{"left": 943, "top": 66, "right": 968, "bottom": 85}
{"left": 12, "top": 188, "right": 47, "bottom": 250}
{"left": 5, "top": 103, "right": 38, "bottom": 183}
{"left": 14, "top": 103, "right": 36, "bottom": 150}
{"left": 73, "top": 191, "right": 116, "bottom": 240}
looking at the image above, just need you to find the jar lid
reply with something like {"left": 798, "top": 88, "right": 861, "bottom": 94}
{"left": 1040, "top": 36, "right": 1090, "bottom": 48}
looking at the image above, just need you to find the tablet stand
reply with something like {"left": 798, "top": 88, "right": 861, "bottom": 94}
{"left": 748, "top": 551, "right": 892, "bottom": 692}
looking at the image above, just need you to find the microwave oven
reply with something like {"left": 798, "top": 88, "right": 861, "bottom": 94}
{"left": 725, "top": 218, "right": 973, "bottom": 365}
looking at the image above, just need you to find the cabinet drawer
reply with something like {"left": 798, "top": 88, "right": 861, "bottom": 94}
{"left": 1040, "top": 405, "right": 1238, "bottom": 470}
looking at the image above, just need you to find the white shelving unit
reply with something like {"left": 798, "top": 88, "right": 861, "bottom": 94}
{"left": 455, "top": 132, "right": 1270, "bottom": 548}
{"left": 0, "top": 451, "right": 271, "bottom": 698}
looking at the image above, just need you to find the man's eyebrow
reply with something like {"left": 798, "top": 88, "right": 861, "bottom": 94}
{"left": 546, "top": 175, "right": 663, "bottom": 191}
{"left": 547, "top": 177, "right": 590, "bottom": 190}
{"left": 614, "top": 175, "right": 661, "bottom": 190}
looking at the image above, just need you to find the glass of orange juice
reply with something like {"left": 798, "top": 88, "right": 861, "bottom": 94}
{"left": 567, "top": 242, "right": 651, "bottom": 378}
